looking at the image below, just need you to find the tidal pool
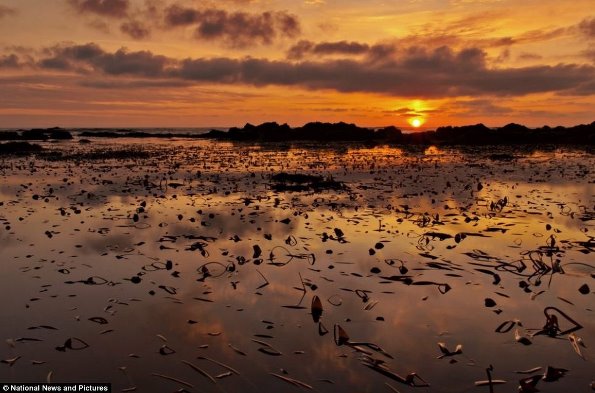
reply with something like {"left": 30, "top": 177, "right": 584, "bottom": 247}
{"left": 0, "top": 139, "right": 593, "bottom": 392}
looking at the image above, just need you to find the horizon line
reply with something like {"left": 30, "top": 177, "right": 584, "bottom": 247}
{"left": 2, "top": 120, "right": 595, "bottom": 132}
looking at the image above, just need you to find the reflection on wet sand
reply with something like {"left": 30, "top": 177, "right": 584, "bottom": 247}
{"left": 0, "top": 139, "right": 593, "bottom": 392}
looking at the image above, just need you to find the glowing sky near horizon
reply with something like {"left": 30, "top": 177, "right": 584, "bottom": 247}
{"left": 0, "top": 0, "right": 593, "bottom": 128}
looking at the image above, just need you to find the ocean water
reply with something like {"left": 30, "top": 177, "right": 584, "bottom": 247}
{"left": 0, "top": 127, "right": 220, "bottom": 135}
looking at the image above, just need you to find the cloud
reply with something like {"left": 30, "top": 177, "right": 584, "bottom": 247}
{"left": 284, "top": 23, "right": 572, "bottom": 66}
{"left": 384, "top": 106, "right": 437, "bottom": 117}
{"left": 193, "top": 9, "right": 300, "bottom": 47}
{"left": 402, "top": 11, "right": 572, "bottom": 54}
{"left": 39, "top": 43, "right": 170, "bottom": 76}
{"left": 517, "top": 52, "right": 543, "bottom": 61}
{"left": 98, "top": 49, "right": 170, "bottom": 76}
{"left": 120, "top": 20, "right": 151, "bottom": 39}
{"left": 286, "top": 40, "right": 397, "bottom": 62}
{"left": 32, "top": 43, "right": 595, "bottom": 98}
{"left": 87, "top": 19, "right": 111, "bottom": 33}
{"left": 0, "top": 5, "right": 16, "bottom": 19}
{"left": 164, "top": 5, "right": 300, "bottom": 47}
{"left": 287, "top": 40, "right": 370, "bottom": 59}
{"left": 494, "top": 48, "right": 510, "bottom": 63}
{"left": 582, "top": 47, "right": 595, "bottom": 62}
{"left": 449, "top": 99, "right": 513, "bottom": 115}
{"left": 68, "top": 0, "right": 129, "bottom": 18}
{"left": 79, "top": 78, "right": 191, "bottom": 89}
{"left": 517, "top": 27, "right": 568, "bottom": 43}
{"left": 579, "top": 17, "right": 595, "bottom": 38}
{"left": 397, "top": 27, "right": 568, "bottom": 54}
{"left": 39, "top": 57, "right": 72, "bottom": 70}
{"left": 174, "top": 46, "right": 593, "bottom": 97}
{"left": 164, "top": 4, "right": 200, "bottom": 26}
{"left": 0, "top": 54, "right": 20, "bottom": 68}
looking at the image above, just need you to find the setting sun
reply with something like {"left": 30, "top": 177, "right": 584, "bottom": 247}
{"left": 410, "top": 118, "right": 423, "bottom": 128}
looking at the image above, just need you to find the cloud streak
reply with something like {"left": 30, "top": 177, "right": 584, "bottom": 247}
{"left": 29, "top": 43, "right": 595, "bottom": 98}
{"left": 287, "top": 40, "right": 371, "bottom": 59}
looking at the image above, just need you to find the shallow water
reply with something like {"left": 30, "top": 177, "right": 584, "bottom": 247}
{"left": 0, "top": 139, "right": 593, "bottom": 392}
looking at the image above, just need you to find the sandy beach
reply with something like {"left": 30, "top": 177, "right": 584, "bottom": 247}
{"left": 0, "top": 137, "right": 593, "bottom": 392}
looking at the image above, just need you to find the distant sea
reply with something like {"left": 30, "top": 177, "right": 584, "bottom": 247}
{"left": 0, "top": 126, "right": 431, "bottom": 134}
{"left": 0, "top": 127, "right": 223, "bottom": 135}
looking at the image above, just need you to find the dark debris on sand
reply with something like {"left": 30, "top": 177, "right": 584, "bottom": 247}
{"left": 0, "top": 142, "right": 44, "bottom": 156}
{"left": 270, "top": 172, "right": 346, "bottom": 192}
{"left": 0, "top": 127, "right": 73, "bottom": 141}
{"left": 42, "top": 148, "right": 155, "bottom": 161}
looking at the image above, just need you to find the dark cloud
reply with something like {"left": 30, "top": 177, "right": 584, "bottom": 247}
{"left": 0, "top": 54, "right": 20, "bottom": 68}
{"left": 164, "top": 4, "right": 201, "bottom": 26}
{"left": 98, "top": 49, "right": 170, "bottom": 76}
{"left": 39, "top": 43, "right": 170, "bottom": 76}
{"left": 385, "top": 107, "right": 417, "bottom": 115}
{"left": 39, "top": 57, "right": 72, "bottom": 70}
{"left": 287, "top": 40, "right": 370, "bottom": 59}
{"left": 68, "top": 0, "right": 129, "bottom": 18}
{"left": 120, "top": 20, "right": 151, "bottom": 39}
{"left": 164, "top": 5, "right": 300, "bottom": 47}
{"left": 68, "top": 1, "right": 300, "bottom": 46}
{"left": 287, "top": 40, "right": 396, "bottom": 62}
{"left": 56, "top": 42, "right": 105, "bottom": 61}
{"left": 174, "top": 46, "right": 593, "bottom": 97}
{"left": 579, "top": 17, "right": 595, "bottom": 38}
{"left": 286, "top": 40, "right": 314, "bottom": 60}
{"left": 383, "top": 106, "right": 438, "bottom": 117}
{"left": 0, "top": 5, "right": 16, "bottom": 18}
{"left": 569, "top": 79, "right": 595, "bottom": 95}
{"left": 31, "top": 43, "right": 595, "bottom": 98}
{"left": 275, "top": 12, "right": 300, "bottom": 38}
{"left": 366, "top": 43, "right": 398, "bottom": 63}
{"left": 314, "top": 41, "right": 370, "bottom": 55}
{"left": 195, "top": 10, "right": 300, "bottom": 47}
{"left": 398, "top": 46, "right": 486, "bottom": 72}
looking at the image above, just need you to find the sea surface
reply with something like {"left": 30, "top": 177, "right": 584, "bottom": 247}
{"left": 0, "top": 138, "right": 593, "bottom": 392}
{"left": 0, "top": 125, "right": 430, "bottom": 135}
{"left": 0, "top": 127, "right": 218, "bottom": 136}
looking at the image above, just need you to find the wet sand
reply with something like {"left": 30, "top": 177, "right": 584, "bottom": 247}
{"left": 0, "top": 138, "right": 593, "bottom": 392}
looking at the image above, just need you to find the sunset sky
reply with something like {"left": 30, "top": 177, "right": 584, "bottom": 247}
{"left": 0, "top": 0, "right": 593, "bottom": 128}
